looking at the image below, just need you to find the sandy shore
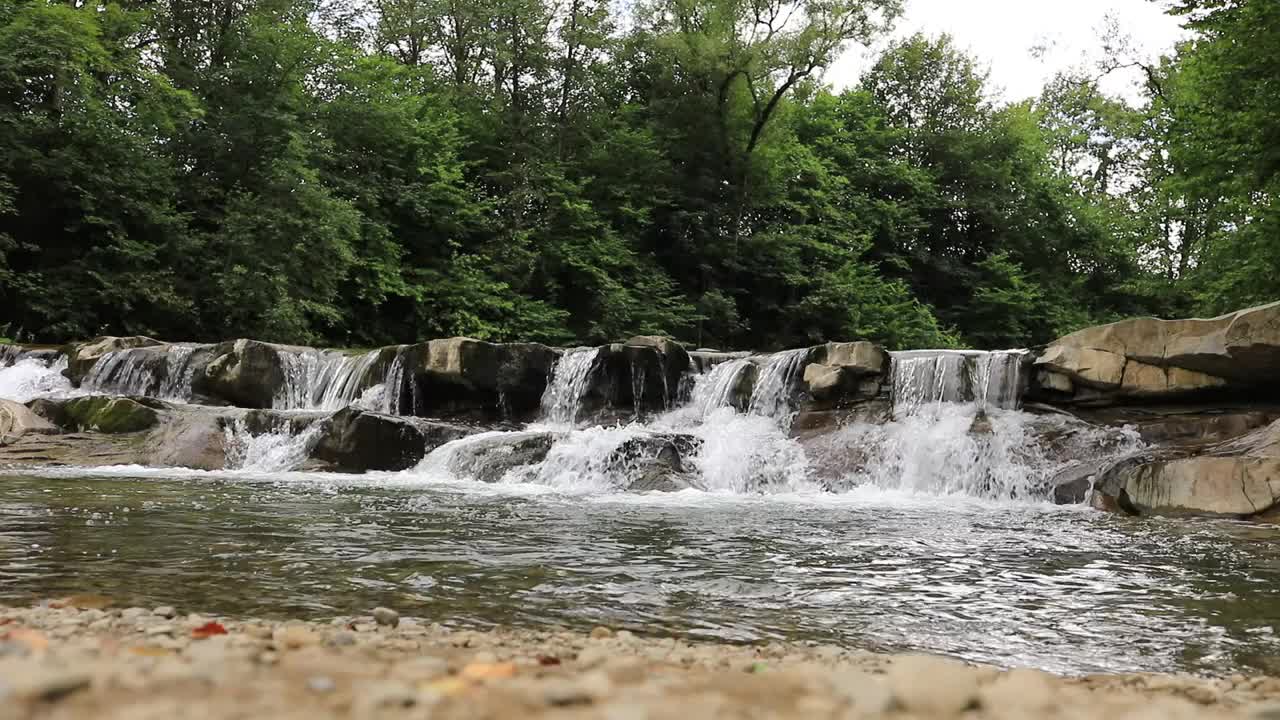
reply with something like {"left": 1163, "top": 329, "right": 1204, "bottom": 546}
{"left": 2, "top": 601, "right": 1279, "bottom": 719}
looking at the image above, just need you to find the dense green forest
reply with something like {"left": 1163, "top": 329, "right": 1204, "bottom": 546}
{"left": 0, "top": 0, "right": 1275, "bottom": 350}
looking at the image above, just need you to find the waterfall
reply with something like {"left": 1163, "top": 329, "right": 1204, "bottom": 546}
{"left": 746, "top": 349, "right": 810, "bottom": 424}
{"left": 223, "top": 418, "right": 325, "bottom": 472}
{"left": 689, "top": 358, "right": 752, "bottom": 416}
{"left": 272, "top": 349, "right": 388, "bottom": 411}
{"left": 539, "top": 348, "right": 601, "bottom": 426}
{"left": 890, "top": 350, "right": 1027, "bottom": 416}
{"left": 381, "top": 349, "right": 414, "bottom": 416}
{"left": 0, "top": 345, "right": 23, "bottom": 367}
{"left": 0, "top": 355, "right": 72, "bottom": 403}
{"left": 80, "top": 344, "right": 205, "bottom": 401}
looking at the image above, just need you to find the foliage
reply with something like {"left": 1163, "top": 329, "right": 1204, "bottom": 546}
{"left": 0, "top": 0, "right": 1273, "bottom": 351}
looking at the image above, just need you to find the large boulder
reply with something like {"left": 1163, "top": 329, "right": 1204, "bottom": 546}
{"left": 59, "top": 396, "right": 159, "bottom": 434}
{"left": 1033, "top": 302, "right": 1280, "bottom": 405}
{"left": 143, "top": 407, "right": 230, "bottom": 470}
{"left": 624, "top": 336, "right": 692, "bottom": 407}
{"left": 430, "top": 431, "right": 562, "bottom": 483}
{"left": 64, "top": 336, "right": 164, "bottom": 386}
{"left": 0, "top": 400, "right": 58, "bottom": 446}
{"left": 1093, "top": 420, "right": 1280, "bottom": 517}
{"left": 608, "top": 433, "right": 703, "bottom": 492}
{"left": 311, "top": 407, "right": 471, "bottom": 472}
{"left": 402, "top": 338, "right": 559, "bottom": 421}
{"left": 195, "top": 339, "right": 291, "bottom": 409}
{"left": 800, "top": 342, "right": 889, "bottom": 411}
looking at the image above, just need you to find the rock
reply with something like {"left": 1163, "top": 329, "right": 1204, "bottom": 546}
{"left": 64, "top": 335, "right": 163, "bottom": 385}
{"left": 0, "top": 400, "right": 57, "bottom": 446}
{"left": 625, "top": 336, "right": 692, "bottom": 408}
{"left": 403, "top": 338, "right": 559, "bottom": 421}
{"left": 273, "top": 626, "right": 320, "bottom": 650}
{"left": 306, "top": 675, "right": 336, "bottom": 694}
{"left": 886, "top": 655, "right": 984, "bottom": 715}
{"left": 195, "top": 339, "right": 294, "bottom": 409}
{"left": 590, "top": 626, "right": 614, "bottom": 640}
{"left": 606, "top": 433, "right": 703, "bottom": 492}
{"left": 542, "top": 671, "right": 613, "bottom": 706}
{"left": 60, "top": 396, "right": 159, "bottom": 433}
{"left": 1094, "top": 420, "right": 1280, "bottom": 516}
{"left": 439, "top": 431, "right": 561, "bottom": 483}
{"left": 153, "top": 606, "right": 176, "bottom": 619}
{"left": 310, "top": 407, "right": 471, "bottom": 472}
{"left": 142, "top": 407, "right": 229, "bottom": 470}
{"left": 372, "top": 607, "right": 400, "bottom": 628}
{"left": 1034, "top": 302, "right": 1280, "bottom": 404}
{"left": 9, "top": 669, "right": 91, "bottom": 701}
{"left": 800, "top": 342, "right": 888, "bottom": 412}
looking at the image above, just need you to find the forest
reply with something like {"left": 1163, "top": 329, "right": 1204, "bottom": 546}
{"left": 0, "top": 0, "right": 1275, "bottom": 351}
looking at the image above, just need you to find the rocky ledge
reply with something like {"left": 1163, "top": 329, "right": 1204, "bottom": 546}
{"left": 2, "top": 602, "right": 1279, "bottom": 719}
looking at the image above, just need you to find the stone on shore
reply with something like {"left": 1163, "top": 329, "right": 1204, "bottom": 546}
{"left": 0, "top": 399, "right": 58, "bottom": 446}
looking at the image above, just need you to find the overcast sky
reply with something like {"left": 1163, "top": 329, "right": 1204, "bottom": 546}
{"left": 827, "top": 0, "right": 1189, "bottom": 102}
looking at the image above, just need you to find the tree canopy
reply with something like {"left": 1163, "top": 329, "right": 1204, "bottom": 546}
{"left": 0, "top": 0, "right": 1273, "bottom": 350}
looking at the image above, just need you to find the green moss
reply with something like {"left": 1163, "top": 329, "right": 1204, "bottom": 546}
{"left": 63, "top": 396, "right": 159, "bottom": 434}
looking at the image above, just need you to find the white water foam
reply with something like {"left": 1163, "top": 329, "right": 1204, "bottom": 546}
{"left": 539, "top": 348, "right": 601, "bottom": 426}
{"left": 0, "top": 356, "right": 74, "bottom": 403}
{"left": 223, "top": 418, "right": 326, "bottom": 472}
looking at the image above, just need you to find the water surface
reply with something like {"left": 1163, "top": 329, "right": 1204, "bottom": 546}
{"left": 4, "top": 470, "right": 1280, "bottom": 677}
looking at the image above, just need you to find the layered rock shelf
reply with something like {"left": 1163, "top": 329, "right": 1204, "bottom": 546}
{"left": 4, "top": 301, "right": 1280, "bottom": 519}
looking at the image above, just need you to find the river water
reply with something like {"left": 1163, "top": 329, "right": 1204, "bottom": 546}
{"left": 3, "top": 469, "right": 1280, "bottom": 677}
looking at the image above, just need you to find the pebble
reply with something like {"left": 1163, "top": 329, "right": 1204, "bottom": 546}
{"left": 152, "top": 606, "right": 176, "bottom": 619}
{"left": 591, "top": 626, "right": 615, "bottom": 640}
{"left": 12, "top": 670, "right": 91, "bottom": 701}
{"left": 543, "top": 671, "right": 613, "bottom": 706}
{"left": 306, "top": 675, "right": 336, "bottom": 694}
{"left": 372, "top": 607, "right": 400, "bottom": 628}
{"left": 145, "top": 624, "right": 176, "bottom": 637}
{"left": 120, "top": 608, "right": 148, "bottom": 620}
{"left": 887, "top": 655, "right": 982, "bottom": 715}
{"left": 273, "top": 626, "right": 319, "bottom": 650}
{"left": 327, "top": 631, "right": 356, "bottom": 647}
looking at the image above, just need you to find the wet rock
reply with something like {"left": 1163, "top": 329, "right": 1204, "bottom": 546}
{"left": 800, "top": 342, "right": 888, "bottom": 412}
{"left": 402, "top": 338, "right": 559, "bottom": 421}
{"left": 372, "top": 607, "right": 400, "bottom": 628}
{"left": 0, "top": 400, "right": 57, "bottom": 446}
{"left": 61, "top": 396, "right": 158, "bottom": 434}
{"left": 1094, "top": 421, "right": 1280, "bottom": 517}
{"left": 624, "top": 336, "right": 692, "bottom": 409}
{"left": 441, "top": 431, "right": 561, "bottom": 483}
{"left": 153, "top": 606, "right": 176, "bottom": 619}
{"left": 64, "top": 335, "right": 164, "bottom": 385}
{"left": 310, "top": 407, "right": 471, "bottom": 472}
{"left": 195, "top": 339, "right": 294, "bottom": 409}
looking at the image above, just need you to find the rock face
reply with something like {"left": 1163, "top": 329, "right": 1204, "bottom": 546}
{"left": 0, "top": 399, "right": 58, "bottom": 446}
{"left": 1093, "top": 420, "right": 1280, "bottom": 517}
{"left": 801, "top": 342, "right": 889, "bottom": 411}
{"left": 1033, "top": 302, "right": 1280, "bottom": 405}
{"left": 60, "top": 396, "right": 160, "bottom": 434}
{"left": 64, "top": 336, "right": 163, "bottom": 385}
{"left": 196, "top": 340, "right": 291, "bottom": 409}
{"left": 311, "top": 407, "right": 472, "bottom": 472}
{"left": 401, "top": 338, "right": 558, "bottom": 421}
{"left": 434, "top": 431, "right": 562, "bottom": 483}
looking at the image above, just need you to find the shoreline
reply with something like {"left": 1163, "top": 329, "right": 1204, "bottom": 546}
{"left": 3, "top": 603, "right": 1279, "bottom": 718}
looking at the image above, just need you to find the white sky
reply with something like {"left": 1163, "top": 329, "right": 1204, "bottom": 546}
{"left": 827, "top": 0, "right": 1189, "bottom": 102}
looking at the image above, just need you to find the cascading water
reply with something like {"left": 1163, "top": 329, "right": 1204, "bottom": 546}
{"left": 80, "top": 344, "right": 206, "bottom": 402}
{"left": 688, "top": 359, "right": 752, "bottom": 416}
{"left": 223, "top": 418, "right": 326, "bottom": 472}
{"left": 272, "top": 349, "right": 393, "bottom": 412}
{"left": 746, "top": 349, "right": 810, "bottom": 425}
{"left": 0, "top": 356, "right": 73, "bottom": 403}
{"left": 539, "top": 348, "right": 601, "bottom": 426}
{"left": 890, "top": 350, "right": 1027, "bottom": 415}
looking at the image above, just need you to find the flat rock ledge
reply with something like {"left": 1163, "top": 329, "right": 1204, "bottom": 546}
{"left": 2, "top": 605, "right": 1280, "bottom": 719}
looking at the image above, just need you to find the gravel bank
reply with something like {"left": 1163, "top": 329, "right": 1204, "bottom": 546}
{"left": 2, "top": 601, "right": 1279, "bottom": 719}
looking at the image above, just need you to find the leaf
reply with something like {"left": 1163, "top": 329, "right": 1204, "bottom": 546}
{"left": 191, "top": 621, "right": 228, "bottom": 639}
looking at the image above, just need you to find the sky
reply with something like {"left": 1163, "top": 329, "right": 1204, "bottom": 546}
{"left": 827, "top": 0, "right": 1189, "bottom": 102}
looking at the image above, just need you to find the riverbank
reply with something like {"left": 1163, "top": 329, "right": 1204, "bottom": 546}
{"left": 2, "top": 603, "right": 1279, "bottom": 719}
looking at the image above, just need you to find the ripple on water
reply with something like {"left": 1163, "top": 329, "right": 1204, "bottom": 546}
{"left": 3, "top": 471, "right": 1280, "bottom": 676}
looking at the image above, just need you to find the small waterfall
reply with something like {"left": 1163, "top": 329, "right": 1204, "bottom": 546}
{"left": 272, "top": 349, "right": 387, "bottom": 411}
{"left": 539, "top": 348, "right": 601, "bottom": 426}
{"left": 0, "top": 345, "right": 23, "bottom": 367}
{"left": 746, "top": 349, "right": 810, "bottom": 424}
{"left": 223, "top": 418, "right": 325, "bottom": 472}
{"left": 890, "top": 350, "right": 1027, "bottom": 416}
{"left": 80, "top": 344, "right": 205, "bottom": 401}
{"left": 631, "top": 361, "right": 647, "bottom": 418}
{"left": 689, "top": 358, "right": 752, "bottom": 416}
{"left": 0, "top": 356, "right": 72, "bottom": 403}
{"left": 382, "top": 349, "right": 413, "bottom": 416}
